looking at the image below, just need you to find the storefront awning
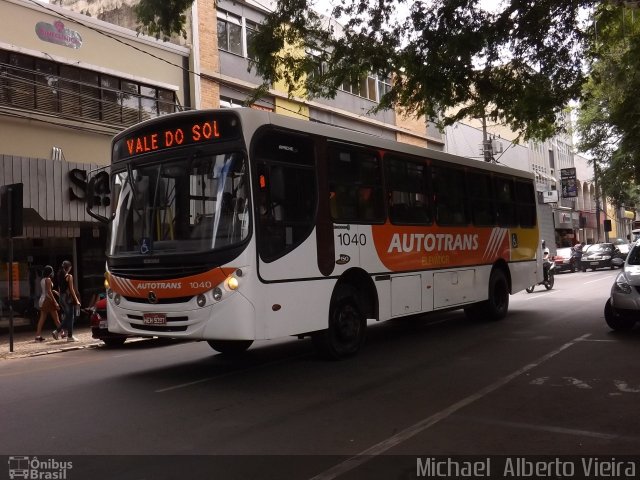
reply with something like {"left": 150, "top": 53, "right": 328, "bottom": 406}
{"left": 0, "top": 155, "right": 108, "bottom": 224}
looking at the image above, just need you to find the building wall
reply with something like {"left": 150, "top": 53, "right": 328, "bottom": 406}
{"left": 0, "top": 0, "right": 191, "bottom": 319}
{"left": 0, "top": 116, "right": 113, "bottom": 166}
{"left": 395, "top": 113, "right": 427, "bottom": 149}
{"left": 1, "top": 0, "right": 190, "bottom": 164}
{"left": 3, "top": 0, "right": 188, "bottom": 92}
{"left": 444, "top": 122, "right": 529, "bottom": 172}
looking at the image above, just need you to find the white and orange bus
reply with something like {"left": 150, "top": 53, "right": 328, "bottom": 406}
{"left": 88, "top": 108, "right": 542, "bottom": 359}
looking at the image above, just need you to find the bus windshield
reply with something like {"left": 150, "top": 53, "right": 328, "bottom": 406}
{"left": 108, "top": 152, "right": 250, "bottom": 256}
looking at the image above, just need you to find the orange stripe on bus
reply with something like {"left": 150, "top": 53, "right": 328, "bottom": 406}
{"left": 371, "top": 224, "right": 536, "bottom": 271}
{"left": 107, "top": 267, "right": 236, "bottom": 298}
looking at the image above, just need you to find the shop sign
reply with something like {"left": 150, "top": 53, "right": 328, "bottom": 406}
{"left": 35, "top": 20, "right": 82, "bottom": 49}
{"left": 68, "top": 169, "right": 110, "bottom": 206}
{"left": 561, "top": 168, "right": 578, "bottom": 198}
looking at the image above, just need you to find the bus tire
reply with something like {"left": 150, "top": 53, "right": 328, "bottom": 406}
{"left": 207, "top": 340, "right": 253, "bottom": 355}
{"left": 464, "top": 268, "right": 509, "bottom": 321}
{"left": 312, "top": 296, "right": 366, "bottom": 360}
{"left": 102, "top": 337, "right": 127, "bottom": 348}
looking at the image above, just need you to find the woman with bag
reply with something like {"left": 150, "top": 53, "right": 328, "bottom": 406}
{"left": 35, "top": 265, "right": 62, "bottom": 342}
{"left": 52, "top": 260, "right": 81, "bottom": 342}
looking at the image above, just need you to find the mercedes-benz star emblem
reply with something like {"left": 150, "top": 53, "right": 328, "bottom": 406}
{"left": 148, "top": 291, "right": 158, "bottom": 304}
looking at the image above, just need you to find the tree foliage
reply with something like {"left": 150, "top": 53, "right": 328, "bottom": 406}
{"left": 134, "top": 0, "right": 193, "bottom": 39}
{"left": 249, "top": 0, "right": 595, "bottom": 141}
{"left": 135, "top": 0, "right": 594, "bottom": 141}
{"left": 576, "top": 2, "right": 640, "bottom": 208}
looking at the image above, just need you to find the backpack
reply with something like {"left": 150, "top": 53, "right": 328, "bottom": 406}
{"left": 57, "top": 271, "right": 69, "bottom": 295}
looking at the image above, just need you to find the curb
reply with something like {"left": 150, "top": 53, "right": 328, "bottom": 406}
{"left": 1, "top": 335, "right": 152, "bottom": 360}
{"left": 27, "top": 341, "right": 104, "bottom": 357}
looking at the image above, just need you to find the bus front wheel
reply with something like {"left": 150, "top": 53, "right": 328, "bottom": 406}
{"left": 312, "top": 297, "right": 366, "bottom": 360}
{"left": 207, "top": 340, "right": 253, "bottom": 356}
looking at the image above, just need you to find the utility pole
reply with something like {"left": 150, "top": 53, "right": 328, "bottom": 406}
{"left": 594, "top": 160, "right": 601, "bottom": 243}
{"left": 481, "top": 114, "right": 494, "bottom": 162}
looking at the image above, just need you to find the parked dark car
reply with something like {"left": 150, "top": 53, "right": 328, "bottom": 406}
{"left": 90, "top": 297, "right": 129, "bottom": 347}
{"left": 553, "top": 247, "right": 579, "bottom": 273}
{"left": 580, "top": 243, "right": 625, "bottom": 271}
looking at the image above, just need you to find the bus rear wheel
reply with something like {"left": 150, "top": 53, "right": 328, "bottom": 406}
{"left": 312, "top": 297, "right": 366, "bottom": 360}
{"left": 464, "top": 269, "right": 509, "bottom": 321}
{"left": 207, "top": 340, "right": 253, "bottom": 355}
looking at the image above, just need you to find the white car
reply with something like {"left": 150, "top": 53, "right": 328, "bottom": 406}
{"left": 604, "top": 240, "right": 640, "bottom": 331}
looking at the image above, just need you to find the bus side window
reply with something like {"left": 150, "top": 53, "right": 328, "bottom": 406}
{"left": 385, "top": 154, "right": 432, "bottom": 225}
{"left": 328, "top": 145, "right": 384, "bottom": 223}
{"left": 495, "top": 177, "right": 518, "bottom": 227}
{"left": 515, "top": 180, "right": 536, "bottom": 227}
{"left": 467, "top": 171, "right": 496, "bottom": 226}
{"left": 433, "top": 165, "right": 467, "bottom": 226}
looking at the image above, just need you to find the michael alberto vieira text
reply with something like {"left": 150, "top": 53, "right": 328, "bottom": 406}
{"left": 416, "top": 457, "right": 637, "bottom": 478}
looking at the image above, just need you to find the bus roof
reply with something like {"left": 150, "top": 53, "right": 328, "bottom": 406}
{"left": 113, "top": 108, "right": 534, "bottom": 180}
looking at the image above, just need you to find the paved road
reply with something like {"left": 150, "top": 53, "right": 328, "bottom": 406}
{"left": 1, "top": 268, "right": 638, "bottom": 479}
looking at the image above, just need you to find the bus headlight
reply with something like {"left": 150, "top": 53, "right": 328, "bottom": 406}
{"left": 210, "top": 268, "right": 246, "bottom": 302}
{"left": 226, "top": 276, "right": 239, "bottom": 290}
{"left": 197, "top": 294, "right": 207, "bottom": 307}
{"left": 114, "top": 293, "right": 121, "bottom": 305}
{"left": 212, "top": 288, "right": 223, "bottom": 301}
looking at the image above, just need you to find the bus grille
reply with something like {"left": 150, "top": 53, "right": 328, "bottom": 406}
{"left": 109, "top": 264, "right": 210, "bottom": 280}
{"left": 126, "top": 314, "right": 189, "bottom": 333}
{"left": 124, "top": 295, "right": 194, "bottom": 304}
{"left": 130, "top": 324, "right": 188, "bottom": 333}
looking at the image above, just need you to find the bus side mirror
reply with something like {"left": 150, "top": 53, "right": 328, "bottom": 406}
{"left": 86, "top": 176, "right": 110, "bottom": 223}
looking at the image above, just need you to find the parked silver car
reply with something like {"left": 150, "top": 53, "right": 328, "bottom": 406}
{"left": 604, "top": 241, "right": 640, "bottom": 331}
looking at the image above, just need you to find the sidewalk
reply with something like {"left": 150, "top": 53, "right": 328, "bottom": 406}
{"left": 0, "top": 324, "right": 102, "bottom": 360}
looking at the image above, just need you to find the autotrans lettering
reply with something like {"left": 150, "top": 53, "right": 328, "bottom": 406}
{"left": 387, "top": 233, "right": 479, "bottom": 253}
{"left": 136, "top": 282, "right": 182, "bottom": 290}
{"left": 125, "top": 120, "right": 220, "bottom": 155}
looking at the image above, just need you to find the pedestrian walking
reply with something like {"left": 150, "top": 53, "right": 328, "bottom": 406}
{"left": 34, "top": 265, "right": 61, "bottom": 342}
{"left": 53, "top": 260, "right": 81, "bottom": 342}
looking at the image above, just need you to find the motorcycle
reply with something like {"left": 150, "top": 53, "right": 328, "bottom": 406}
{"left": 525, "top": 257, "right": 555, "bottom": 293}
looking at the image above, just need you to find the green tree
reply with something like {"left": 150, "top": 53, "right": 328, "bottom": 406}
{"left": 576, "top": 2, "right": 640, "bottom": 208}
{"left": 134, "top": 0, "right": 193, "bottom": 40}
{"left": 136, "top": 0, "right": 594, "bottom": 141}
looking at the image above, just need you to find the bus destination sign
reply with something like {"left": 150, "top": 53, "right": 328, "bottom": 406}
{"left": 113, "top": 112, "right": 241, "bottom": 162}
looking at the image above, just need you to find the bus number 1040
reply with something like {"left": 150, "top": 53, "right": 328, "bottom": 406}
{"left": 337, "top": 233, "right": 367, "bottom": 246}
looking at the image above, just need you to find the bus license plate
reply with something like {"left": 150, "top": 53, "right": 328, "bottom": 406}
{"left": 143, "top": 313, "right": 167, "bottom": 325}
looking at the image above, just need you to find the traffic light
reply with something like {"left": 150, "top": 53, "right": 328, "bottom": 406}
{"left": 604, "top": 219, "right": 612, "bottom": 232}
